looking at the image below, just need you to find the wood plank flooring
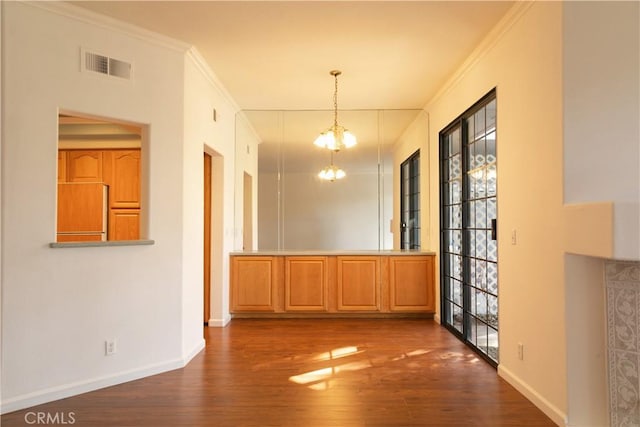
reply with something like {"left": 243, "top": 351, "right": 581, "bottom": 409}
{"left": 1, "top": 319, "right": 556, "bottom": 426}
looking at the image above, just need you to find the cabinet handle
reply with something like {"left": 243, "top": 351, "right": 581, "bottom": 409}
{"left": 491, "top": 219, "right": 497, "bottom": 241}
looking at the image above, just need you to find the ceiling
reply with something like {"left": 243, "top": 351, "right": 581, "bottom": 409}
{"left": 68, "top": 1, "right": 514, "bottom": 111}
{"left": 67, "top": 1, "right": 513, "bottom": 174}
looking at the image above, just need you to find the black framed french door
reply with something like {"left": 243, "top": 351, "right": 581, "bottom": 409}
{"left": 400, "top": 150, "right": 420, "bottom": 250}
{"left": 440, "top": 91, "right": 498, "bottom": 365}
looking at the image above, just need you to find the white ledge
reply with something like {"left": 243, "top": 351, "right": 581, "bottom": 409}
{"left": 49, "top": 240, "right": 155, "bottom": 248}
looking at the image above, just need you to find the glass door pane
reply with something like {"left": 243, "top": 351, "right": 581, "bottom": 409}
{"left": 441, "top": 127, "right": 463, "bottom": 334}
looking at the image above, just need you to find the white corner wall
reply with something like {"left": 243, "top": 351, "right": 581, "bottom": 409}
{"left": 563, "top": 1, "right": 640, "bottom": 261}
{"left": 561, "top": 4, "right": 639, "bottom": 426}
{"left": 234, "top": 115, "right": 260, "bottom": 251}
{"left": 0, "top": 2, "right": 230, "bottom": 413}
{"left": 183, "top": 50, "right": 258, "bottom": 327}
{"left": 565, "top": 254, "right": 608, "bottom": 427}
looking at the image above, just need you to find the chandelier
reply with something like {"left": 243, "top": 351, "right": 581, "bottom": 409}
{"left": 315, "top": 70, "right": 356, "bottom": 181}
{"left": 318, "top": 152, "right": 346, "bottom": 182}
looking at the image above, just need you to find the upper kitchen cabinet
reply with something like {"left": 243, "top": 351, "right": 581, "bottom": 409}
{"left": 67, "top": 150, "right": 103, "bottom": 182}
{"left": 103, "top": 150, "right": 141, "bottom": 208}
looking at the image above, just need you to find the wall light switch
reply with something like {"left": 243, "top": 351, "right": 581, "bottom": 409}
{"left": 105, "top": 340, "right": 117, "bottom": 356}
{"left": 511, "top": 229, "right": 517, "bottom": 245}
{"left": 518, "top": 342, "right": 524, "bottom": 360}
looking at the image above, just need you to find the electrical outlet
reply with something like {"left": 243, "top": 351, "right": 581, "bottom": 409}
{"left": 518, "top": 342, "right": 524, "bottom": 360}
{"left": 105, "top": 340, "right": 117, "bottom": 356}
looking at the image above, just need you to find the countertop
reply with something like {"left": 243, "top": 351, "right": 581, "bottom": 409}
{"left": 230, "top": 250, "right": 436, "bottom": 256}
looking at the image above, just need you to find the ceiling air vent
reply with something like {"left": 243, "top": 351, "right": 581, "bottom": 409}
{"left": 82, "top": 49, "right": 132, "bottom": 80}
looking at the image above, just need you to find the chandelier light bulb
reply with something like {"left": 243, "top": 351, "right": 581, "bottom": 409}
{"left": 318, "top": 164, "right": 346, "bottom": 181}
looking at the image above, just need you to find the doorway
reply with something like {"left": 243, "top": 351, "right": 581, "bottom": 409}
{"left": 243, "top": 172, "right": 253, "bottom": 250}
{"left": 204, "top": 153, "right": 212, "bottom": 326}
{"left": 440, "top": 91, "right": 498, "bottom": 365}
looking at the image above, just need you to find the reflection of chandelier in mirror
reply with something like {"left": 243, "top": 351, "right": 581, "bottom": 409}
{"left": 315, "top": 70, "right": 356, "bottom": 181}
{"left": 318, "top": 151, "right": 345, "bottom": 182}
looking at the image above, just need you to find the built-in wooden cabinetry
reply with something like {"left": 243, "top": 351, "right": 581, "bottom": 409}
{"left": 231, "top": 256, "right": 281, "bottom": 312}
{"left": 67, "top": 150, "right": 103, "bottom": 182}
{"left": 337, "top": 256, "right": 381, "bottom": 311}
{"left": 58, "top": 149, "right": 140, "bottom": 241}
{"left": 109, "top": 209, "right": 140, "bottom": 241}
{"left": 103, "top": 150, "right": 141, "bottom": 209}
{"left": 230, "top": 253, "right": 435, "bottom": 317}
{"left": 389, "top": 256, "right": 435, "bottom": 312}
{"left": 285, "top": 256, "right": 329, "bottom": 311}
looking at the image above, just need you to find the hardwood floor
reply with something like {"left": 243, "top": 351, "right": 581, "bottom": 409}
{"left": 1, "top": 319, "right": 556, "bottom": 426}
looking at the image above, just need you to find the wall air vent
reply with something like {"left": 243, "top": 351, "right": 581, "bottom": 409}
{"left": 82, "top": 49, "right": 132, "bottom": 80}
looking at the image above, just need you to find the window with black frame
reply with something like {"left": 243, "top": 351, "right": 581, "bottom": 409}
{"left": 400, "top": 150, "right": 420, "bottom": 250}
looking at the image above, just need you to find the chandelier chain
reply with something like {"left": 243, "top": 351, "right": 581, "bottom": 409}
{"left": 333, "top": 73, "right": 339, "bottom": 128}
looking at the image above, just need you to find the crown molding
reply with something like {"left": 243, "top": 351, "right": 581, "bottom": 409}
{"left": 424, "top": 1, "right": 536, "bottom": 110}
{"left": 23, "top": 1, "right": 191, "bottom": 53}
{"left": 235, "top": 109, "right": 263, "bottom": 145}
{"left": 186, "top": 47, "right": 241, "bottom": 114}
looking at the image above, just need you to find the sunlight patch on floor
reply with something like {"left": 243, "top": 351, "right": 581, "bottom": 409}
{"left": 312, "top": 346, "right": 362, "bottom": 362}
{"left": 290, "top": 346, "right": 432, "bottom": 390}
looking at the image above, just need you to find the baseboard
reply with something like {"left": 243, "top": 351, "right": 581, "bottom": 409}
{"left": 208, "top": 315, "right": 231, "bottom": 327}
{"left": 498, "top": 364, "right": 567, "bottom": 426}
{"left": 1, "top": 357, "right": 184, "bottom": 415}
{"left": 434, "top": 313, "right": 441, "bottom": 324}
{"left": 183, "top": 338, "right": 205, "bottom": 364}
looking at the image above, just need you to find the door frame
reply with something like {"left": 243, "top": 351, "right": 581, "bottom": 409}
{"left": 204, "top": 152, "right": 212, "bottom": 326}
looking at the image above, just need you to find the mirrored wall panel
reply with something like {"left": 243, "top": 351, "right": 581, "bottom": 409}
{"left": 236, "top": 109, "right": 426, "bottom": 251}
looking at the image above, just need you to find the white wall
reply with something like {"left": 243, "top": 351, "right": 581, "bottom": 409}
{"left": 234, "top": 115, "right": 260, "bottom": 251}
{"left": 0, "top": 2, "right": 242, "bottom": 412}
{"left": 183, "top": 51, "right": 239, "bottom": 334}
{"left": 184, "top": 51, "right": 241, "bottom": 329}
{"left": 563, "top": 1, "right": 639, "bottom": 261}
{"left": 565, "top": 255, "right": 607, "bottom": 427}
{"left": 405, "top": 2, "right": 567, "bottom": 424}
{"left": 561, "top": 4, "right": 640, "bottom": 425}
{"left": 411, "top": 2, "right": 639, "bottom": 424}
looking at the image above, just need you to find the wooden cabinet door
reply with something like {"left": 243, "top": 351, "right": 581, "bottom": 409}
{"left": 231, "top": 256, "right": 279, "bottom": 312}
{"left": 58, "top": 150, "right": 67, "bottom": 182}
{"left": 285, "top": 256, "right": 328, "bottom": 311}
{"left": 57, "top": 234, "right": 104, "bottom": 243}
{"left": 109, "top": 209, "right": 140, "bottom": 241}
{"left": 389, "top": 256, "right": 435, "bottom": 312}
{"left": 337, "top": 256, "right": 380, "bottom": 311}
{"left": 106, "top": 149, "right": 141, "bottom": 208}
{"left": 67, "top": 150, "right": 103, "bottom": 182}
